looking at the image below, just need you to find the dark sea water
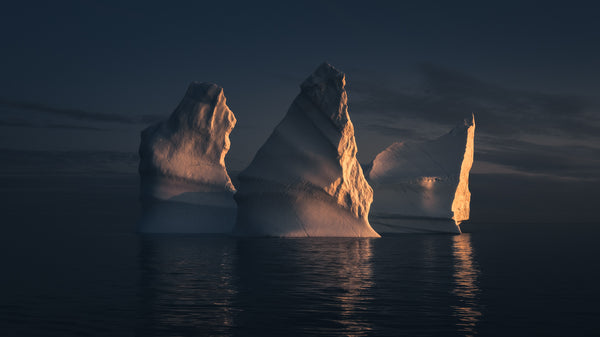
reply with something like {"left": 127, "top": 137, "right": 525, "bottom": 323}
{"left": 1, "top": 174, "right": 599, "bottom": 336}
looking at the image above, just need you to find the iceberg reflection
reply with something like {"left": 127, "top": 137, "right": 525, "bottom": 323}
{"left": 136, "top": 234, "right": 480, "bottom": 336}
{"left": 326, "top": 239, "right": 374, "bottom": 336}
{"left": 452, "top": 234, "right": 482, "bottom": 336}
{"left": 137, "top": 236, "right": 237, "bottom": 336}
{"left": 137, "top": 236, "right": 375, "bottom": 336}
{"left": 234, "top": 238, "right": 375, "bottom": 336}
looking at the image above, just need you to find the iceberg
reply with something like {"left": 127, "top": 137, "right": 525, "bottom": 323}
{"left": 233, "top": 63, "right": 379, "bottom": 237}
{"left": 366, "top": 116, "right": 475, "bottom": 234}
{"left": 138, "top": 82, "right": 237, "bottom": 233}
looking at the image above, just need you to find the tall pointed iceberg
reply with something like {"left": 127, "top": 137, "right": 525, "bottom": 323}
{"left": 138, "top": 82, "right": 237, "bottom": 233}
{"left": 366, "top": 116, "right": 475, "bottom": 234}
{"left": 233, "top": 63, "right": 379, "bottom": 237}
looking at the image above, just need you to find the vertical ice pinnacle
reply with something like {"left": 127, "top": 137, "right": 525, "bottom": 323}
{"left": 451, "top": 114, "right": 475, "bottom": 224}
{"left": 233, "top": 63, "right": 379, "bottom": 237}
{"left": 139, "top": 82, "right": 236, "bottom": 191}
{"left": 138, "top": 82, "right": 237, "bottom": 233}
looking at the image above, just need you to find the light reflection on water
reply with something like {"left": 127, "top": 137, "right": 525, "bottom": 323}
{"left": 2, "top": 175, "right": 599, "bottom": 336}
{"left": 233, "top": 238, "right": 375, "bottom": 336}
{"left": 138, "top": 236, "right": 238, "bottom": 336}
{"left": 318, "top": 239, "right": 374, "bottom": 336}
{"left": 452, "top": 234, "right": 482, "bottom": 336}
{"left": 136, "top": 235, "right": 481, "bottom": 336}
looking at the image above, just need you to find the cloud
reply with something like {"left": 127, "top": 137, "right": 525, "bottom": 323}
{"left": 0, "top": 99, "right": 163, "bottom": 125}
{"left": 347, "top": 64, "right": 600, "bottom": 180}
{"left": 468, "top": 173, "right": 600, "bottom": 223}
{"left": 348, "top": 63, "right": 600, "bottom": 139}
{"left": 0, "top": 119, "right": 107, "bottom": 131}
{"left": 0, "top": 148, "right": 138, "bottom": 175}
{"left": 476, "top": 138, "right": 600, "bottom": 180}
{"left": 362, "top": 124, "right": 425, "bottom": 139}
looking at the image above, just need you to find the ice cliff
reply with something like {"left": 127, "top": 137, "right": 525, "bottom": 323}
{"left": 233, "top": 63, "right": 379, "bottom": 237}
{"left": 138, "top": 82, "right": 237, "bottom": 233}
{"left": 366, "top": 116, "right": 475, "bottom": 234}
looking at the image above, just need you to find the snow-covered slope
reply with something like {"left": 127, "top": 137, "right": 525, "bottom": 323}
{"left": 138, "top": 82, "right": 237, "bottom": 233}
{"left": 366, "top": 116, "right": 475, "bottom": 234}
{"left": 233, "top": 63, "right": 379, "bottom": 237}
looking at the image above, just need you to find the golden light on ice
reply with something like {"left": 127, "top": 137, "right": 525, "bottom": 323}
{"left": 418, "top": 176, "right": 438, "bottom": 190}
{"left": 452, "top": 114, "right": 475, "bottom": 225}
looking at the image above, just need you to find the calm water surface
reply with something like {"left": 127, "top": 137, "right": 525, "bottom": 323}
{"left": 0, "top": 175, "right": 598, "bottom": 336}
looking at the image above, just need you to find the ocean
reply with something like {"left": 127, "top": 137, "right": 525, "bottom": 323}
{"left": 1, "top": 174, "right": 598, "bottom": 336}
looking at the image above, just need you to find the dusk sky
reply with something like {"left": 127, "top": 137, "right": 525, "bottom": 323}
{"left": 1, "top": 1, "right": 599, "bottom": 223}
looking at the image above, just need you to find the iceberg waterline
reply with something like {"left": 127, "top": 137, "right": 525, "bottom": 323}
{"left": 137, "top": 64, "right": 475, "bottom": 236}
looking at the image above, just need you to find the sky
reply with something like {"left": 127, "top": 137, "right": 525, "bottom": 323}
{"left": 1, "top": 1, "right": 599, "bottom": 223}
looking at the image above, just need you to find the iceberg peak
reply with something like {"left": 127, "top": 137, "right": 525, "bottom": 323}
{"left": 300, "top": 62, "right": 346, "bottom": 91}
{"left": 183, "top": 82, "right": 223, "bottom": 103}
{"left": 139, "top": 82, "right": 236, "bottom": 189}
{"left": 300, "top": 62, "right": 348, "bottom": 130}
{"left": 449, "top": 113, "right": 475, "bottom": 137}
